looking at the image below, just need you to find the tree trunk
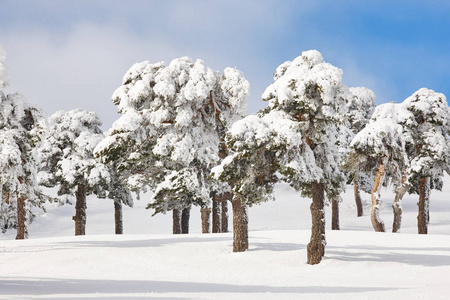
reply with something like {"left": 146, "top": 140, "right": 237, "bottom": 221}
{"left": 354, "top": 181, "right": 363, "bottom": 217}
{"left": 371, "top": 162, "right": 386, "bottom": 232}
{"left": 243, "top": 205, "right": 249, "bottom": 250}
{"left": 232, "top": 198, "right": 248, "bottom": 252}
{"left": 392, "top": 175, "right": 407, "bottom": 233}
{"left": 15, "top": 197, "right": 27, "bottom": 240}
{"left": 418, "top": 177, "right": 430, "bottom": 234}
{"left": 114, "top": 201, "right": 123, "bottom": 234}
{"left": 221, "top": 200, "right": 229, "bottom": 233}
{"left": 331, "top": 198, "right": 340, "bottom": 230}
{"left": 212, "top": 195, "right": 221, "bottom": 233}
{"left": 173, "top": 209, "right": 181, "bottom": 234}
{"left": 181, "top": 206, "right": 191, "bottom": 234}
{"left": 307, "top": 181, "right": 326, "bottom": 265}
{"left": 201, "top": 207, "right": 211, "bottom": 233}
{"left": 73, "top": 184, "right": 87, "bottom": 236}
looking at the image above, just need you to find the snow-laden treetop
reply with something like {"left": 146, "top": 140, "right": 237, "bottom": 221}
{"left": 263, "top": 49, "right": 350, "bottom": 120}
{"left": 0, "top": 45, "right": 9, "bottom": 91}
{"left": 347, "top": 87, "right": 450, "bottom": 192}
{"left": 96, "top": 56, "right": 249, "bottom": 201}
{"left": 215, "top": 49, "right": 362, "bottom": 202}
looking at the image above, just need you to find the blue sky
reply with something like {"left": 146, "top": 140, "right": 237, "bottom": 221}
{"left": 1, "top": 0, "right": 449, "bottom": 128}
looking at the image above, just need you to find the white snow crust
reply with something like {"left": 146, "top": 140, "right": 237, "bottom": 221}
{"left": 2, "top": 179, "right": 450, "bottom": 299}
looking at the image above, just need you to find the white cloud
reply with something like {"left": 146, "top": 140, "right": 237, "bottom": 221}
{"left": 2, "top": 23, "right": 186, "bottom": 129}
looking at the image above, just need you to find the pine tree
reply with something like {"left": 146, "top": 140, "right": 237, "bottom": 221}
{"left": 39, "top": 109, "right": 113, "bottom": 235}
{"left": 345, "top": 102, "right": 414, "bottom": 232}
{"left": 215, "top": 50, "right": 353, "bottom": 263}
{"left": 346, "top": 87, "right": 376, "bottom": 217}
{"left": 403, "top": 88, "right": 450, "bottom": 234}
{"left": 95, "top": 58, "right": 248, "bottom": 234}
{"left": 0, "top": 46, "right": 49, "bottom": 239}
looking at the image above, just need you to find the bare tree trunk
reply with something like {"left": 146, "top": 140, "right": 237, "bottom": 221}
{"left": 212, "top": 195, "right": 221, "bottom": 233}
{"left": 201, "top": 207, "right": 211, "bottom": 233}
{"left": 392, "top": 175, "right": 407, "bottom": 233}
{"left": 243, "top": 205, "right": 248, "bottom": 250}
{"left": 331, "top": 198, "right": 340, "bottom": 230}
{"left": 181, "top": 206, "right": 191, "bottom": 234}
{"left": 307, "top": 181, "right": 326, "bottom": 265}
{"left": 418, "top": 177, "right": 430, "bottom": 234}
{"left": 73, "top": 184, "right": 87, "bottom": 236}
{"left": 15, "top": 197, "right": 27, "bottom": 240}
{"left": 173, "top": 209, "right": 181, "bottom": 234}
{"left": 354, "top": 181, "right": 363, "bottom": 217}
{"left": 232, "top": 199, "right": 248, "bottom": 252}
{"left": 114, "top": 201, "right": 123, "bottom": 234}
{"left": 221, "top": 200, "right": 229, "bottom": 233}
{"left": 371, "top": 162, "right": 386, "bottom": 232}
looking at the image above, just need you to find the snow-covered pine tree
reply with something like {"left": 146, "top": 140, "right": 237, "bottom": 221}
{"left": 0, "top": 46, "right": 48, "bottom": 239}
{"left": 39, "top": 109, "right": 113, "bottom": 235}
{"left": 95, "top": 58, "right": 248, "bottom": 234}
{"left": 262, "top": 50, "right": 353, "bottom": 264}
{"left": 345, "top": 102, "right": 414, "bottom": 232}
{"left": 346, "top": 87, "right": 376, "bottom": 217}
{"left": 215, "top": 50, "right": 352, "bottom": 263}
{"left": 107, "top": 161, "right": 133, "bottom": 234}
{"left": 212, "top": 112, "right": 289, "bottom": 252}
{"left": 403, "top": 88, "right": 450, "bottom": 234}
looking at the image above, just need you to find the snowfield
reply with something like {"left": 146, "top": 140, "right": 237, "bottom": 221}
{"left": 2, "top": 179, "right": 450, "bottom": 299}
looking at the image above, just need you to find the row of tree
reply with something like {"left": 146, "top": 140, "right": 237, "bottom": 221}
{"left": 1, "top": 45, "right": 449, "bottom": 265}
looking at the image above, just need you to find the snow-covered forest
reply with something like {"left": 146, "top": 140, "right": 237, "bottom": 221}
{"left": 2, "top": 42, "right": 450, "bottom": 299}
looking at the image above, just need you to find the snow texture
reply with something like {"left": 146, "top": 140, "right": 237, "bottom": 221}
{"left": 97, "top": 57, "right": 249, "bottom": 213}
{"left": 39, "top": 109, "right": 111, "bottom": 200}
{"left": 217, "top": 50, "right": 356, "bottom": 205}
{"left": 3, "top": 178, "right": 450, "bottom": 299}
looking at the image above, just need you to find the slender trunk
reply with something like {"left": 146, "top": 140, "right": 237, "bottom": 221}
{"left": 201, "top": 207, "right": 211, "bottom": 233}
{"left": 173, "top": 209, "right": 181, "bottom": 234}
{"left": 371, "top": 162, "right": 386, "bottom": 232}
{"left": 307, "top": 181, "right": 326, "bottom": 265}
{"left": 243, "top": 205, "right": 249, "bottom": 250}
{"left": 221, "top": 200, "right": 229, "bottom": 233}
{"left": 73, "top": 184, "right": 87, "bottom": 236}
{"left": 418, "top": 177, "right": 430, "bottom": 234}
{"left": 354, "top": 181, "right": 363, "bottom": 217}
{"left": 232, "top": 198, "right": 248, "bottom": 252}
{"left": 331, "top": 198, "right": 340, "bottom": 230}
{"left": 392, "top": 175, "right": 407, "bottom": 233}
{"left": 114, "top": 201, "right": 123, "bottom": 234}
{"left": 15, "top": 197, "right": 27, "bottom": 240}
{"left": 181, "top": 206, "right": 191, "bottom": 234}
{"left": 212, "top": 195, "right": 221, "bottom": 233}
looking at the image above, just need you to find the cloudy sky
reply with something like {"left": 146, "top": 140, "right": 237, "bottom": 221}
{"left": 1, "top": 0, "right": 449, "bottom": 129}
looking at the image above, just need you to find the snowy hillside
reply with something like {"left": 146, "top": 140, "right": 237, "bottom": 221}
{"left": 1, "top": 179, "right": 450, "bottom": 299}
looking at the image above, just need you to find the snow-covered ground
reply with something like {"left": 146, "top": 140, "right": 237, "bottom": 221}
{"left": 2, "top": 179, "right": 450, "bottom": 299}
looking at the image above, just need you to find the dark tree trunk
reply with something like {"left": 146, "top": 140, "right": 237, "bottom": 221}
{"left": 114, "top": 201, "right": 123, "bottom": 234}
{"left": 243, "top": 205, "right": 248, "bottom": 250}
{"left": 331, "top": 198, "right": 340, "bottom": 230}
{"left": 354, "top": 181, "right": 363, "bottom": 217}
{"left": 201, "top": 207, "right": 211, "bottom": 233}
{"left": 212, "top": 195, "right": 221, "bottom": 233}
{"left": 15, "top": 197, "right": 27, "bottom": 240}
{"left": 181, "top": 206, "right": 191, "bottom": 234}
{"left": 221, "top": 200, "right": 229, "bottom": 233}
{"left": 173, "top": 209, "right": 181, "bottom": 234}
{"left": 418, "top": 177, "right": 430, "bottom": 234}
{"left": 73, "top": 184, "right": 87, "bottom": 236}
{"left": 371, "top": 162, "right": 386, "bottom": 232}
{"left": 307, "top": 181, "right": 326, "bottom": 265}
{"left": 232, "top": 199, "right": 248, "bottom": 252}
